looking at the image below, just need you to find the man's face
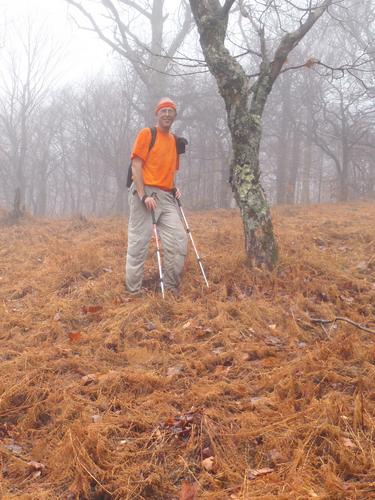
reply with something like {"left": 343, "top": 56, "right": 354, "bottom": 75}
{"left": 156, "top": 107, "right": 177, "bottom": 129}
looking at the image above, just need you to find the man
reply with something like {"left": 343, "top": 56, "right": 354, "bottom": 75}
{"left": 125, "top": 97, "right": 188, "bottom": 296}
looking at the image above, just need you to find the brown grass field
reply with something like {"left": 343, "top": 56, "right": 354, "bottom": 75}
{"left": 0, "top": 202, "right": 374, "bottom": 499}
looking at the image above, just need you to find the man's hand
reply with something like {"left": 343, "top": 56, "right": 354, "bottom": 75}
{"left": 142, "top": 195, "right": 157, "bottom": 211}
{"left": 173, "top": 187, "right": 182, "bottom": 200}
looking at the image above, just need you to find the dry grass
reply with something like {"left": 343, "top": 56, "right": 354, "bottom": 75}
{"left": 0, "top": 202, "right": 374, "bottom": 499}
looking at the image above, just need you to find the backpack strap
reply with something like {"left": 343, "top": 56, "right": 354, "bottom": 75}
{"left": 149, "top": 127, "right": 157, "bottom": 151}
{"left": 149, "top": 126, "right": 178, "bottom": 153}
{"left": 149, "top": 127, "right": 179, "bottom": 154}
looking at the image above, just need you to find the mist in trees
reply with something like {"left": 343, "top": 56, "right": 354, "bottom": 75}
{"left": 0, "top": 0, "right": 373, "bottom": 226}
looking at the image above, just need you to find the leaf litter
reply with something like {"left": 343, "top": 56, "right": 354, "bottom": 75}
{"left": 0, "top": 202, "right": 374, "bottom": 498}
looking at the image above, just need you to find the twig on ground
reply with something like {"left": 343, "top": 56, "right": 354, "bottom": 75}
{"left": 310, "top": 317, "right": 375, "bottom": 334}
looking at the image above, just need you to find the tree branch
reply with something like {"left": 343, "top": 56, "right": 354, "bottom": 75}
{"left": 222, "top": 0, "right": 236, "bottom": 17}
{"left": 117, "top": 0, "right": 152, "bottom": 20}
{"left": 101, "top": 0, "right": 138, "bottom": 58}
{"left": 166, "top": 4, "right": 193, "bottom": 60}
{"left": 66, "top": 0, "right": 149, "bottom": 84}
{"left": 270, "top": 0, "right": 333, "bottom": 82}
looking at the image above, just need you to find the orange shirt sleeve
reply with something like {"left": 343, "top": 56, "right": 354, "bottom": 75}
{"left": 131, "top": 128, "right": 152, "bottom": 162}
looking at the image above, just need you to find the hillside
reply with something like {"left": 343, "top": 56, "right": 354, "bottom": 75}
{"left": 0, "top": 202, "right": 374, "bottom": 499}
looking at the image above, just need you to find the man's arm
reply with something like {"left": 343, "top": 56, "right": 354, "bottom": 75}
{"left": 131, "top": 156, "right": 156, "bottom": 211}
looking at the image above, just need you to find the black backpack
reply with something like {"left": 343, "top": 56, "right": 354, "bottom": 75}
{"left": 126, "top": 127, "right": 187, "bottom": 188}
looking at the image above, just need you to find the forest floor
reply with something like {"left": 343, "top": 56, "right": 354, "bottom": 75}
{"left": 0, "top": 202, "right": 374, "bottom": 499}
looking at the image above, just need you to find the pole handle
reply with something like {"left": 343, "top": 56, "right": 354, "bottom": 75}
{"left": 172, "top": 187, "right": 182, "bottom": 207}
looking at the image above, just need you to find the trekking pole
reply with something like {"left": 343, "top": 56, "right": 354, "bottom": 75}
{"left": 174, "top": 194, "right": 209, "bottom": 288}
{"left": 151, "top": 209, "right": 165, "bottom": 299}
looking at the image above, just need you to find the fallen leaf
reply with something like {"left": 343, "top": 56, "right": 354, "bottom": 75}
{"left": 264, "top": 336, "right": 282, "bottom": 346}
{"left": 250, "top": 396, "right": 265, "bottom": 406}
{"left": 340, "top": 295, "right": 354, "bottom": 303}
{"left": 342, "top": 437, "right": 356, "bottom": 448}
{"left": 154, "top": 429, "right": 162, "bottom": 440}
{"left": 356, "top": 261, "right": 368, "bottom": 271}
{"left": 196, "top": 327, "right": 213, "bottom": 338}
{"left": 4, "top": 443, "right": 23, "bottom": 455}
{"left": 307, "top": 489, "right": 319, "bottom": 497}
{"left": 68, "top": 331, "right": 82, "bottom": 343}
{"left": 80, "top": 270, "right": 94, "bottom": 279}
{"left": 202, "top": 456, "right": 214, "bottom": 471}
{"left": 81, "top": 374, "right": 98, "bottom": 385}
{"left": 268, "top": 324, "right": 277, "bottom": 330}
{"left": 182, "top": 321, "right": 191, "bottom": 329}
{"left": 28, "top": 461, "right": 46, "bottom": 471}
{"left": 167, "top": 365, "right": 183, "bottom": 377}
{"left": 212, "top": 347, "right": 224, "bottom": 354}
{"left": 0, "top": 427, "right": 9, "bottom": 439}
{"left": 162, "top": 410, "right": 201, "bottom": 441}
{"left": 313, "top": 237, "right": 326, "bottom": 246}
{"left": 203, "top": 327, "right": 213, "bottom": 334}
{"left": 32, "top": 470, "right": 42, "bottom": 479}
{"left": 105, "top": 342, "right": 118, "bottom": 352}
{"left": 179, "top": 481, "right": 198, "bottom": 500}
{"left": 268, "top": 449, "right": 287, "bottom": 464}
{"left": 214, "top": 365, "right": 230, "bottom": 375}
{"left": 248, "top": 467, "right": 274, "bottom": 480}
{"left": 241, "top": 352, "right": 253, "bottom": 361}
{"left": 82, "top": 305, "right": 103, "bottom": 314}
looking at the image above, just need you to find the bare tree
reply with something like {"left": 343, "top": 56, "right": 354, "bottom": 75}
{"left": 187, "top": 0, "right": 338, "bottom": 268}
{"left": 29, "top": 102, "right": 60, "bottom": 215}
{"left": 0, "top": 20, "right": 58, "bottom": 209}
{"left": 312, "top": 80, "right": 373, "bottom": 201}
{"left": 65, "top": 0, "right": 193, "bottom": 118}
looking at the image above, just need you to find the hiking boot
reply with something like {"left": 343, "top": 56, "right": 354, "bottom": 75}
{"left": 123, "top": 288, "right": 146, "bottom": 300}
{"left": 164, "top": 287, "right": 180, "bottom": 299}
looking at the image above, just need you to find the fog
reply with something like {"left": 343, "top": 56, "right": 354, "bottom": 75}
{"left": 0, "top": 0, "right": 374, "bottom": 217}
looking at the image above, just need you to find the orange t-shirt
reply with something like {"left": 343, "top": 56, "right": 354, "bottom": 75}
{"left": 131, "top": 127, "right": 179, "bottom": 190}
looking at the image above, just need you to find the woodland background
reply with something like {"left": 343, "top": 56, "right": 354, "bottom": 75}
{"left": 0, "top": 0, "right": 374, "bottom": 217}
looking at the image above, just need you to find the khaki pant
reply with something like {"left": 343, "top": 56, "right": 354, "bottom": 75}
{"left": 125, "top": 186, "right": 188, "bottom": 293}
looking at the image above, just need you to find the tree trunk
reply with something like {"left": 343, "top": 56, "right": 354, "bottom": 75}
{"left": 230, "top": 102, "right": 278, "bottom": 267}
{"left": 189, "top": 0, "right": 331, "bottom": 266}
{"left": 189, "top": 1, "right": 278, "bottom": 268}
{"left": 285, "top": 124, "right": 300, "bottom": 204}
{"left": 276, "top": 78, "right": 291, "bottom": 204}
{"left": 339, "top": 101, "right": 349, "bottom": 202}
{"left": 301, "top": 97, "right": 313, "bottom": 204}
{"left": 7, "top": 188, "right": 25, "bottom": 223}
